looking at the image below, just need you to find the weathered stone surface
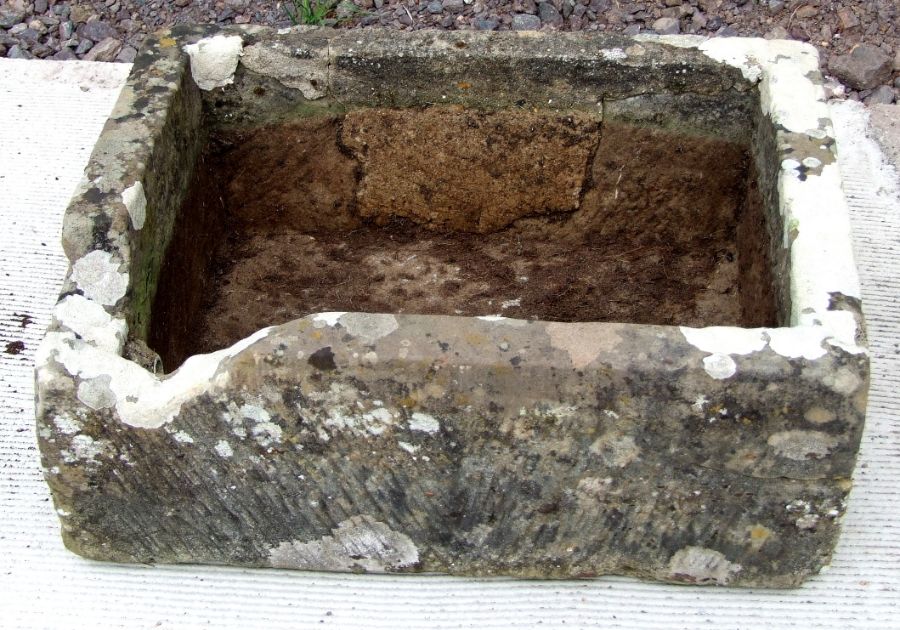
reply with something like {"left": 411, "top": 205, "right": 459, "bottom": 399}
{"left": 652, "top": 16, "right": 680, "bottom": 35}
{"left": 341, "top": 108, "right": 600, "bottom": 232}
{"left": 35, "top": 26, "right": 868, "bottom": 588}
{"left": 827, "top": 44, "right": 893, "bottom": 91}
{"left": 38, "top": 313, "right": 865, "bottom": 585}
{"left": 82, "top": 37, "right": 122, "bottom": 62}
{"left": 511, "top": 13, "right": 541, "bottom": 30}
{"left": 865, "top": 85, "right": 896, "bottom": 105}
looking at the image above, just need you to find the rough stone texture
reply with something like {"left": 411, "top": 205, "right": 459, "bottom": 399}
{"left": 82, "top": 36, "right": 122, "bottom": 62}
{"left": 511, "top": 13, "right": 541, "bottom": 31}
{"left": 151, "top": 114, "right": 773, "bottom": 366}
{"left": 342, "top": 108, "right": 600, "bottom": 232}
{"left": 865, "top": 85, "right": 896, "bottom": 106}
{"left": 35, "top": 26, "right": 869, "bottom": 588}
{"left": 828, "top": 44, "right": 893, "bottom": 91}
{"left": 653, "top": 17, "right": 680, "bottom": 35}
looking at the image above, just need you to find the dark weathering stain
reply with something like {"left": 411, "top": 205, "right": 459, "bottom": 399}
{"left": 91, "top": 213, "right": 114, "bottom": 249}
{"left": 308, "top": 346, "right": 337, "bottom": 371}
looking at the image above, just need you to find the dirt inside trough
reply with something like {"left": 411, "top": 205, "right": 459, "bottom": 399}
{"left": 148, "top": 108, "right": 777, "bottom": 371}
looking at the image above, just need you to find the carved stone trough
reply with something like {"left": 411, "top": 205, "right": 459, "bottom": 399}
{"left": 35, "top": 26, "right": 868, "bottom": 587}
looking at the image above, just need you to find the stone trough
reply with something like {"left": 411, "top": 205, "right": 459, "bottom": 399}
{"left": 35, "top": 26, "right": 868, "bottom": 587}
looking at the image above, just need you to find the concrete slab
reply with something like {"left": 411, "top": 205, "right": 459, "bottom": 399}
{"left": 868, "top": 104, "right": 900, "bottom": 172}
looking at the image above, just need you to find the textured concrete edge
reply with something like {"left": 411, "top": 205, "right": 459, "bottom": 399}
{"left": 31, "top": 28, "right": 870, "bottom": 585}
{"left": 867, "top": 103, "right": 900, "bottom": 176}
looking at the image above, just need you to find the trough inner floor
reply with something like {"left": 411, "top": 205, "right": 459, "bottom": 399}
{"left": 149, "top": 109, "right": 778, "bottom": 371}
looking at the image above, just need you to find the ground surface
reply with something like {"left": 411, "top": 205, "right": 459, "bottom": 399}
{"left": 0, "top": 0, "right": 897, "bottom": 101}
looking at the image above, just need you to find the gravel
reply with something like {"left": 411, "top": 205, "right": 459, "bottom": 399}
{"left": 828, "top": 43, "right": 893, "bottom": 90}
{"left": 0, "top": 0, "right": 897, "bottom": 101}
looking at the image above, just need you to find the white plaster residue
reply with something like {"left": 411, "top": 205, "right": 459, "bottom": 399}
{"left": 313, "top": 312, "right": 345, "bottom": 328}
{"left": 781, "top": 162, "right": 863, "bottom": 329}
{"left": 76, "top": 375, "right": 116, "bottom": 410}
{"left": 668, "top": 546, "right": 742, "bottom": 585}
{"left": 668, "top": 37, "right": 865, "bottom": 354}
{"left": 37, "top": 326, "right": 272, "bottom": 429}
{"left": 766, "top": 326, "right": 828, "bottom": 361}
{"left": 768, "top": 430, "right": 840, "bottom": 460}
{"left": 679, "top": 326, "right": 767, "bottom": 356}
{"left": 121, "top": 180, "right": 146, "bottom": 230}
{"left": 339, "top": 313, "right": 399, "bottom": 343}
{"left": 184, "top": 35, "right": 243, "bottom": 90}
{"left": 70, "top": 250, "right": 128, "bottom": 306}
{"left": 802, "top": 156, "right": 823, "bottom": 169}
{"left": 54, "top": 294, "right": 126, "bottom": 353}
{"left": 699, "top": 40, "right": 766, "bottom": 83}
{"left": 702, "top": 353, "right": 737, "bottom": 380}
{"left": 807, "top": 309, "right": 867, "bottom": 356}
{"left": 641, "top": 37, "right": 863, "bottom": 357}
{"left": 214, "top": 440, "right": 234, "bottom": 458}
{"left": 409, "top": 412, "right": 440, "bottom": 434}
{"left": 600, "top": 47, "right": 627, "bottom": 61}
{"left": 170, "top": 430, "right": 194, "bottom": 444}
{"left": 269, "top": 515, "right": 419, "bottom": 572}
{"left": 397, "top": 441, "right": 419, "bottom": 454}
{"left": 682, "top": 321, "right": 864, "bottom": 366}
{"left": 698, "top": 38, "right": 825, "bottom": 132}
{"left": 52, "top": 414, "right": 81, "bottom": 436}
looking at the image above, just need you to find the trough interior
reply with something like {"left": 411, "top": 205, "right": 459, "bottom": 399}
{"left": 148, "top": 107, "right": 777, "bottom": 371}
